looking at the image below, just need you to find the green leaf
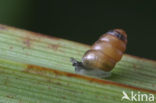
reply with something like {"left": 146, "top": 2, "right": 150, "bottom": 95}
{"left": 0, "top": 24, "right": 156, "bottom": 103}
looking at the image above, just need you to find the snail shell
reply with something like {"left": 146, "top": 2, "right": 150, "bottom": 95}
{"left": 82, "top": 29, "right": 127, "bottom": 71}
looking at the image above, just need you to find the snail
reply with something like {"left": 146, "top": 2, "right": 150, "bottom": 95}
{"left": 71, "top": 29, "right": 127, "bottom": 78}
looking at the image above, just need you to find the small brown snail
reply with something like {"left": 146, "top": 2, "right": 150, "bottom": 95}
{"left": 71, "top": 29, "right": 127, "bottom": 78}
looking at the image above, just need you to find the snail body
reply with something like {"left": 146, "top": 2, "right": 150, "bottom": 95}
{"left": 71, "top": 29, "right": 127, "bottom": 78}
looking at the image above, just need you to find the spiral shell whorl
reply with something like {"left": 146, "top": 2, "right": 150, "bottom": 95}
{"left": 82, "top": 29, "right": 127, "bottom": 72}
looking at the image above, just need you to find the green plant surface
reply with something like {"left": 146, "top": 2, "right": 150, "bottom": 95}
{"left": 0, "top": 58, "right": 155, "bottom": 103}
{"left": 0, "top": 24, "right": 156, "bottom": 103}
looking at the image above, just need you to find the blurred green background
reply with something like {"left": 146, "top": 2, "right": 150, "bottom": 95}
{"left": 0, "top": 0, "right": 156, "bottom": 60}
